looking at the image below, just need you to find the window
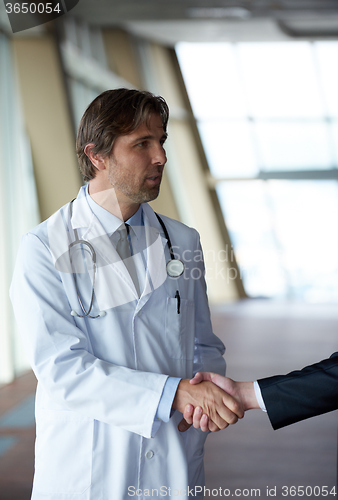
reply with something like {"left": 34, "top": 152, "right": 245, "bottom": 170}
{"left": 0, "top": 33, "right": 40, "bottom": 382}
{"left": 177, "top": 41, "right": 338, "bottom": 301}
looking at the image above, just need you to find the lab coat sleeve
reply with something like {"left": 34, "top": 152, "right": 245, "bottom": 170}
{"left": 192, "top": 232, "right": 226, "bottom": 376}
{"left": 10, "top": 232, "right": 168, "bottom": 439}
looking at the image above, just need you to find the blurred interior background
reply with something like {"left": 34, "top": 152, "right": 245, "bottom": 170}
{"left": 0, "top": 1, "right": 337, "bottom": 498}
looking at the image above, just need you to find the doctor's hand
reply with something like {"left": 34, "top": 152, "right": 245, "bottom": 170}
{"left": 181, "top": 372, "right": 258, "bottom": 432}
{"left": 173, "top": 379, "right": 244, "bottom": 433}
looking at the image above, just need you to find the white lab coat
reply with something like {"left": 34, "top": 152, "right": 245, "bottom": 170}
{"left": 10, "top": 187, "right": 226, "bottom": 500}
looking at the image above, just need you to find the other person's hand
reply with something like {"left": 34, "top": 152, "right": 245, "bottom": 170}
{"left": 174, "top": 378, "right": 244, "bottom": 433}
{"left": 180, "top": 372, "right": 258, "bottom": 432}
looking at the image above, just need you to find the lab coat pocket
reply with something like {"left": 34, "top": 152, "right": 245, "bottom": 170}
{"left": 165, "top": 297, "right": 195, "bottom": 359}
{"left": 34, "top": 410, "right": 93, "bottom": 495}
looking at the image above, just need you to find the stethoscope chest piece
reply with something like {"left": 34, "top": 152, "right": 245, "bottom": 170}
{"left": 154, "top": 213, "right": 185, "bottom": 278}
{"left": 166, "top": 259, "right": 184, "bottom": 278}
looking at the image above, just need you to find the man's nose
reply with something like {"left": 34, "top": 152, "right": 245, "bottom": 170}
{"left": 152, "top": 144, "right": 167, "bottom": 165}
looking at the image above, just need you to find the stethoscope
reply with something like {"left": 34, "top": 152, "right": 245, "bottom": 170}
{"left": 68, "top": 200, "right": 185, "bottom": 318}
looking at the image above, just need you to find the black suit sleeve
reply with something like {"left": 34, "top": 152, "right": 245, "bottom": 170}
{"left": 258, "top": 352, "right": 338, "bottom": 430}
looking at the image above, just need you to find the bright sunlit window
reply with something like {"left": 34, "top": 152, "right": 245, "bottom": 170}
{"left": 176, "top": 41, "right": 338, "bottom": 301}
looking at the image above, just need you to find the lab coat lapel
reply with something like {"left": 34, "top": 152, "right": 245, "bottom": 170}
{"left": 71, "top": 193, "right": 116, "bottom": 268}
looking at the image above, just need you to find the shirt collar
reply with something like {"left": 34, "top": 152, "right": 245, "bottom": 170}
{"left": 127, "top": 205, "right": 144, "bottom": 241}
{"left": 85, "top": 184, "right": 144, "bottom": 238}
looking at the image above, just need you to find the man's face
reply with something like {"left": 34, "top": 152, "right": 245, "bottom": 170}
{"left": 107, "top": 113, "right": 167, "bottom": 205}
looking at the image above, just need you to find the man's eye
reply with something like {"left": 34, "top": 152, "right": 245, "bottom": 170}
{"left": 136, "top": 141, "right": 146, "bottom": 147}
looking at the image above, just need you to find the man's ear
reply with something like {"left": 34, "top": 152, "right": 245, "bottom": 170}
{"left": 84, "top": 143, "right": 107, "bottom": 171}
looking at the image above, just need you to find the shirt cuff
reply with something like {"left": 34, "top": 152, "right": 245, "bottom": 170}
{"left": 254, "top": 381, "right": 267, "bottom": 412}
{"left": 150, "top": 377, "right": 181, "bottom": 438}
{"left": 157, "top": 377, "right": 181, "bottom": 422}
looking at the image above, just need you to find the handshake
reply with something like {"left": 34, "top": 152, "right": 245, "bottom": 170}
{"left": 172, "top": 372, "right": 260, "bottom": 433}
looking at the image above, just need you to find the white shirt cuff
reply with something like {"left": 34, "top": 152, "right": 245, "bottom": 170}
{"left": 254, "top": 381, "right": 267, "bottom": 412}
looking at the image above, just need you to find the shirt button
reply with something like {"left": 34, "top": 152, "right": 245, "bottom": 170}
{"left": 145, "top": 450, "right": 154, "bottom": 459}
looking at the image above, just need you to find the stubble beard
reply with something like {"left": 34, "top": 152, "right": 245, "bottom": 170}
{"left": 124, "top": 184, "right": 161, "bottom": 204}
{"left": 108, "top": 168, "right": 161, "bottom": 204}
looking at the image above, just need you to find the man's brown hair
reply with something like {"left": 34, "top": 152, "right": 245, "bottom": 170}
{"left": 76, "top": 88, "right": 169, "bottom": 182}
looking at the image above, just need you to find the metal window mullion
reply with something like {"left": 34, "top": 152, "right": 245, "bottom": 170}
{"left": 232, "top": 42, "right": 265, "bottom": 172}
{"left": 311, "top": 41, "right": 336, "bottom": 169}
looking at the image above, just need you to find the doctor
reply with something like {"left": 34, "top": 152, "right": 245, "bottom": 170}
{"left": 10, "top": 88, "right": 243, "bottom": 500}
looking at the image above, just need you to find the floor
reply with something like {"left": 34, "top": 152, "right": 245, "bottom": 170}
{"left": 204, "top": 300, "right": 338, "bottom": 499}
{"left": 0, "top": 371, "right": 36, "bottom": 500}
{"left": 0, "top": 300, "right": 336, "bottom": 500}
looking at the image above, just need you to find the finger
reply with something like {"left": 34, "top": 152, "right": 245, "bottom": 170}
{"left": 192, "top": 406, "right": 203, "bottom": 429}
{"left": 189, "top": 372, "right": 216, "bottom": 385}
{"left": 216, "top": 407, "right": 239, "bottom": 427}
{"left": 178, "top": 418, "right": 192, "bottom": 432}
{"left": 183, "top": 404, "right": 194, "bottom": 425}
{"left": 208, "top": 419, "right": 225, "bottom": 432}
{"left": 215, "top": 396, "right": 241, "bottom": 425}
{"left": 200, "top": 413, "right": 209, "bottom": 433}
{"left": 222, "top": 393, "right": 244, "bottom": 419}
{"left": 189, "top": 372, "right": 204, "bottom": 385}
{"left": 210, "top": 412, "right": 232, "bottom": 430}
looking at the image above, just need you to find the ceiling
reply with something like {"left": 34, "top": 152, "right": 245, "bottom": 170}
{"left": 69, "top": 0, "right": 338, "bottom": 44}
{"left": 72, "top": 0, "right": 338, "bottom": 23}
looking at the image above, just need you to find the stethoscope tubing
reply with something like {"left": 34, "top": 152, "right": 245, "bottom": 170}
{"left": 154, "top": 213, "right": 175, "bottom": 260}
{"left": 69, "top": 201, "right": 102, "bottom": 318}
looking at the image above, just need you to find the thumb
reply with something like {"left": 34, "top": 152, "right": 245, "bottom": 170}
{"left": 189, "top": 371, "right": 215, "bottom": 385}
{"left": 178, "top": 418, "right": 193, "bottom": 432}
